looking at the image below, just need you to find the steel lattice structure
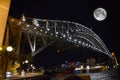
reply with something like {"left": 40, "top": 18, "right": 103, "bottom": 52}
{"left": 8, "top": 15, "right": 111, "bottom": 58}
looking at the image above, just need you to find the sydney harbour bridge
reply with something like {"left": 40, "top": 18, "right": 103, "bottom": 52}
{"left": 1, "top": 1, "right": 120, "bottom": 80}
{"left": 8, "top": 15, "right": 111, "bottom": 58}
{"left": 0, "top": 0, "right": 113, "bottom": 63}
{"left": 1, "top": 0, "right": 120, "bottom": 80}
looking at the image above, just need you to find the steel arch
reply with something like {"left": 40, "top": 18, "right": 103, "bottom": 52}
{"left": 8, "top": 16, "right": 111, "bottom": 58}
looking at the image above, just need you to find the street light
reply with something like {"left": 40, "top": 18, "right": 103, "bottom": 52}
{"left": 0, "top": 46, "right": 13, "bottom": 52}
{"left": 24, "top": 60, "right": 29, "bottom": 74}
{"left": 6, "top": 46, "right": 13, "bottom": 52}
{"left": 25, "top": 60, "right": 29, "bottom": 64}
{"left": 0, "top": 46, "right": 13, "bottom": 79}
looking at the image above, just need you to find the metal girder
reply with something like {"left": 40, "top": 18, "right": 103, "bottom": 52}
{"left": 8, "top": 16, "right": 112, "bottom": 58}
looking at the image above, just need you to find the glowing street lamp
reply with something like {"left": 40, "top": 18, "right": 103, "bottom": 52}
{"left": 24, "top": 60, "right": 29, "bottom": 73}
{"left": 0, "top": 46, "right": 13, "bottom": 52}
{"left": 25, "top": 60, "right": 29, "bottom": 64}
{"left": 0, "top": 46, "right": 13, "bottom": 79}
{"left": 30, "top": 64, "right": 33, "bottom": 67}
{"left": 6, "top": 46, "right": 13, "bottom": 52}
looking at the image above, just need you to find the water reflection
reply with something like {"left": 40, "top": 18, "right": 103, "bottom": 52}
{"left": 51, "top": 68, "right": 120, "bottom": 80}
{"left": 90, "top": 70, "right": 120, "bottom": 80}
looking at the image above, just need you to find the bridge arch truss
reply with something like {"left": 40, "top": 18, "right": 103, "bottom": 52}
{"left": 8, "top": 16, "right": 111, "bottom": 58}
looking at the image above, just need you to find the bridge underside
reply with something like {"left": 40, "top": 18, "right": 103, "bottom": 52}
{"left": 7, "top": 16, "right": 112, "bottom": 58}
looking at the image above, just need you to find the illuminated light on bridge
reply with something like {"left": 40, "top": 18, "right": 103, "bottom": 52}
{"left": 8, "top": 15, "right": 111, "bottom": 58}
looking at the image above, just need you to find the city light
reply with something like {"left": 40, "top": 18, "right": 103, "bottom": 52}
{"left": 25, "top": 60, "right": 29, "bottom": 63}
{"left": 6, "top": 46, "right": 13, "bottom": 52}
{"left": 0, "top": 47, "right": 2, "bottom": 51}
{"left": 86, "top": 65, "right": 90, "bottom": 69}
{"left": 57, "top": 50, "right": 60, "bottom": 53}
{"left": 30, "top": 64, "right": 33, "bottom": 67}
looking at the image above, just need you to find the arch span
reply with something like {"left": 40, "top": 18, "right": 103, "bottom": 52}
{"left": 8, "top": 16, "right": 111, "bottom": 58}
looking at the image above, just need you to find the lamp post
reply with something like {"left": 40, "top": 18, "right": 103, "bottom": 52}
{"left": 0, "top": 46, "right": 13, "bottom": 79}
{"left": 24, "top": 60, "right": 29, "bottom": 74}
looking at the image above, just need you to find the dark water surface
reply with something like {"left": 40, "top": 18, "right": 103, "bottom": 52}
{"left": 51, "top": 68, "right": 120, "bottom": 80}
{"left": 89, "top": 70, "right": 120, "bottom": 80}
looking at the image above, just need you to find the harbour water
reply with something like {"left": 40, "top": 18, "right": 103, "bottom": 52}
{"left": 51, "top": 68, "right": 120, "bottom": 80}
{"left": 89, "top": 70, "right": 120, "bottom": 80}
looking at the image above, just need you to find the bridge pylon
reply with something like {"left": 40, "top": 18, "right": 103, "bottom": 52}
{"left": 0, "top": 0, "right": 11, "bottom": 46}
{"left": 111, "top": 52, "right": 119, "bottom": 67}
{"left": 0, "top": 0, "right": 11, "bottom": 79}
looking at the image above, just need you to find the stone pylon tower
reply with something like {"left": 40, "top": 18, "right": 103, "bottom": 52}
{"left": 0, "top": 0, "right": 11, "bottom": 79}
{"left": 0, "top": 0, "right": 11, "bottom": 46}
{"left": 112, "top": 52, "right": 119, "bottom": 67}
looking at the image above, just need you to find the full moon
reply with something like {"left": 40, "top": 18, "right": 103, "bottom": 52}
{"left": 93, "top": 8, "right": 107, "bottom": 21}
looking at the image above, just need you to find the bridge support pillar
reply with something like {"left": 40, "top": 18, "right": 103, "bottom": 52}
{"left": 0, "top": 0, "right": 11, "bottom": 79}
{"left": 0, "top": 0, "right": 11, "bottom": 46}
{"left": 112, "top": 52, "right": 119, "bottom": 67}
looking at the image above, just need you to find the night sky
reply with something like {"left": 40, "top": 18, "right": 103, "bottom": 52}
{"left": 9, "top": 0, "right": 120, "bottom": 66}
